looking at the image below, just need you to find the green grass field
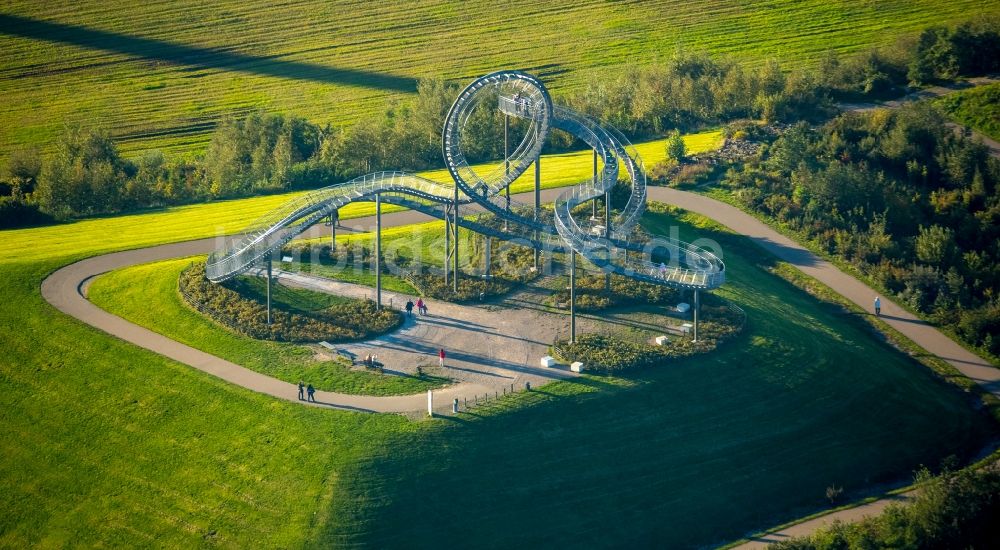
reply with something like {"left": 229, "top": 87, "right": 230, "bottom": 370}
{"left": 321, "top": 209, "right": 997, "bottom": 547}
{"left": 936, "top": 82, "right": 1000, "bottom": 141}
{"left": 9, "top": 196, "right": 992, "bottom": 546}
{"left": 2, "top": 1, "right": 997, "bottom": 159}
{"left": 87, "top": 258, "right": 450, "bottom": 395}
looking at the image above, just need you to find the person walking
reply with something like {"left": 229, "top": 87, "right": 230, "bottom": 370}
{"left": 306, "top": 383, "right": 315, "bottom": 402}
{"left": 416, "top": 297, "right": 425, "bottom": 316}
{"left": 874, "top": 296, "right": 881, "bottom": 316}
{"left": 405, "top": 299, "right": 414, "bottom": 317}
{"left": 438, "top": 348, "right": 446, "bottom": 368}
{"left": 297, "top": 380, "right": 305, "bottom": 401}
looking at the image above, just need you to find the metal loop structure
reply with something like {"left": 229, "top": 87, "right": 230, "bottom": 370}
{"left": 206, "top": 70, "right": 725, "bottom": 290}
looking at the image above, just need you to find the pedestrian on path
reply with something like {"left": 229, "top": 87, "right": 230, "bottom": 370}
{"left": 874, "top": 296, "right": 881, "bottom": 316}
{"left": 297, "top": 380, "right": 305, "bottom": 400}
{"left": 438, "top": 348, "right": 446, "bottom": 367}
{"left": 416, "top": 297, "right": 425, "bottom": 315}
{"left": 307, "top": 383, "right": 315, "bottom": 402}
{"left": 405, "top": 299, "right": 414, "bottom": 316}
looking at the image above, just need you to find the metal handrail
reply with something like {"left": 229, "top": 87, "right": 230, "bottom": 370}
{"left": 206, "top": 70, "right": 726, "bottom": 291}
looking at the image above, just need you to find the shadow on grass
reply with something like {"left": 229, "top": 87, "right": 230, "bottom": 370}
{"left": 0, "top": 14, "right": 416, "bottom": 92}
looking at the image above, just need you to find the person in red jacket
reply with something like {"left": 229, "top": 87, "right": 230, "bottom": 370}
{"left": 438, "top": 348, "right": 446, "bottom": 367}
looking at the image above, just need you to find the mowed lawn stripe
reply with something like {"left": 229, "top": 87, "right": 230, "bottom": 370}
{"left": 1, "top": 0, "right": 995, "bottom": 159}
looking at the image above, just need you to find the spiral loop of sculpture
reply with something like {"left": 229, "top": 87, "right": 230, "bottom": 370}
{"left": 206, "top": 70, "right": 725, "bottom": 290}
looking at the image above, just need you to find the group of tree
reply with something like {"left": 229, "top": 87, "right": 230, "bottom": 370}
{"left": 775, "top": 463, "right": 1000, "bottom": 549}
{"left": 2, "top": 19, "right": 998, "bottom": 228}
{"left": 723, "top": 103, "right": 1000, "bottom": 357}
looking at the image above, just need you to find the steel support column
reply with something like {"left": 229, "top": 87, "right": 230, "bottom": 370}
{"left": 453, "top": 179, "right": 460, "bottom": 293}
{"left": 444, "top": 203, "right": 450, "bottom": 285}
{"left": 693, "top": 289, "right": 700, "bottom": 342}
{"left": 533, "top": 126, "right": 541, "bottom": 271}
{"left": 570, "top": 251, "right": 576, "bottom": 344}
{"left": 484, "top": 235, "right": 491, "bottom": 277}
{"left": 375, "top": 194, "right": 382, "bottom": 310}
{"left": 331, "top": 209, "right": 338, "bottom": 249}
{"left": 504, "top": 114, "right": 510, "bottom": 232}
{"left": 266, "top": 254, "right": 272, "bottom": 325}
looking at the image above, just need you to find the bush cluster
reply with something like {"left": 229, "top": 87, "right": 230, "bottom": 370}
{"left": 550, "top": 273, "right": 680, "bottom": 312}
{"left": 179, "top": 264, "right": 401, "bottom": 342}
{"left": 555, "top": 301, "right": 744, "bottom": 373}
{"left": 724, "top": 103, "right": 1000, "bottom": 357}
{"left": 407, "top": 271, "right": 513, "bottom": 303}
{"left": 775, "top": 465, "right": 1000, "bottom": 549}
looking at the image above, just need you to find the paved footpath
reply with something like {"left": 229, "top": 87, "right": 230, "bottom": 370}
{"left": 41, "top": 191, "right": 572, "bottom": 415}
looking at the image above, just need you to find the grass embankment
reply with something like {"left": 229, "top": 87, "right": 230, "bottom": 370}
{"left": 319, "top": 208, "right": 998, "bottom": 548}
{"left": 2, "top": 0, "right": 994, "bottom": 159}
{"left": 88, "top": 258, "right": 448, "bottom": 396}
{"left": 1, "top": 177, "right": 995, "bottom": 546}
{"left": 936, "top": 82, "right": 1000, "bottom": 141}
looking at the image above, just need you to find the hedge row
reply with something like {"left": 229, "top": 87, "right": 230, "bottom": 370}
{"left": 179, "top": 264, "right": 401, "bottom": 342}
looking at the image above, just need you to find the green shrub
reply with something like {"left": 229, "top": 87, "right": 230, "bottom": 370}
{"left": 179, "top": 264, "right": 401, "bottom": 342}
{"left": 407, "top": 270, "right": 514, "bottom": 303}
{"left": 550, "top": 273, "right": 680, "bottom": 312}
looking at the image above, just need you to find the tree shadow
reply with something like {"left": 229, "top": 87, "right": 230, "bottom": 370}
{"left": 0, "top": 14, "right": 416, "bottom": 92}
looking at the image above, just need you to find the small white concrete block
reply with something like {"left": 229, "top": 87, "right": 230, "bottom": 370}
{"left": 676, "top": 302, "right": 691, "bottom": 313}
{"left": 540, "top": 356, "right": 556, "bottom": 368}
{"left": 655, "top": 335, "right": 669, "bottom": 346}
{"left": 570, "top": 361, "right": 585, "bottom": 373}
{"left": 281, "top": 256, "right": 294, "bottom": 263}
{"left": 681, "top": 323, "right": 693, "bottom": 334}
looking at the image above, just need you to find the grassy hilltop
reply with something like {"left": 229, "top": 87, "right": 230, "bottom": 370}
{"left": 1, "top": 0, "right": 998, "bottom": 159}
{"left": 2, "top": 1, "right": 1000, "bottom": 547}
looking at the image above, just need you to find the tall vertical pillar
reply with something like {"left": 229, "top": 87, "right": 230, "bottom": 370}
{"left": 266, "top": 254, "right": 272, "bottom": 325}
{"left": 591, "top": 148, "right": 597, "bottom": 219}
{"left": 693, "top": 289, "right": 700, "bottom": 342}
{"left": 453, "top": 179, "right": 460, "bottom": 293}
{"left": 484, "top": 235, "right": 491, "bottom": 277}
{"left": 444, "top": 204, "right": 450, "bottom": 285}
{"left": 375, "top": 194, "right": 382, "bottom": 310}
{"left": 605, "top": 190, "right": 612, "bottom": 291}
{"left": 504, "top": 114, "right": 510, "bottom": 232}
{"left": 533, "top": 126, "right": 541, "bottom": 271}
{"left": 570, "top": 251, "right": 576, "bottom": 344}
{"left": 331, "top": 209, "right": 338, "bottom": 249}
